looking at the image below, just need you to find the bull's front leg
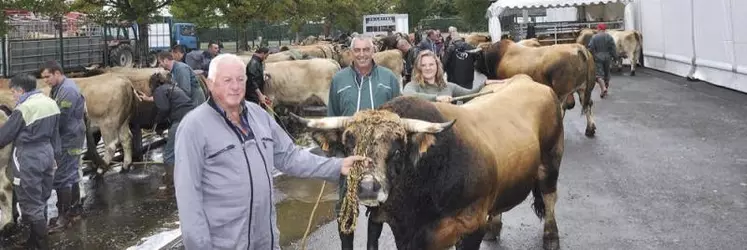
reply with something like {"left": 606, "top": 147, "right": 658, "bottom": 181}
{"left": 629, "top": 52, "right": 637, "bottom": 76}
{"left": 482, "top": 213, "right": 502, "bottom": 241}
{"left": 366, "top": 207, "right": 384, "bottom": 250}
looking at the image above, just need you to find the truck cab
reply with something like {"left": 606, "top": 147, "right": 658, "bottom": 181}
{"left": 104, "top": 20, "right": 199, "bottom": 68}
{"left": 172, "top": 23, "right": 198, "bottom": 52}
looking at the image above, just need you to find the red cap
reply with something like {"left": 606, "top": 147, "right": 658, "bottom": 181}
{"left": 597, "top": 23, "right": 607, "bottom": 30}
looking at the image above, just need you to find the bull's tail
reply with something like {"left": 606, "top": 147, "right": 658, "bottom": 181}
{"left": 83, "top": 110, "right": 106, "bottom": 172}
{"left": 581, "top": 48, "right": 596, "bottom": 114}
{"left": 531, "top": 184, "right": 546, "bottom": 219}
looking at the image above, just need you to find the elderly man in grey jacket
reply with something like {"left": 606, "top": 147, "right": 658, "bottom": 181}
{"left": 174, "top": 53, "right": 367, "bottom": 249}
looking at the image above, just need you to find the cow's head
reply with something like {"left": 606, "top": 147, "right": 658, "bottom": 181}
{"left": 148, "top": 72, "right": 172, "bottom": 93}
{"left": 293, "top": 109, "right": 455, "bottom": 207}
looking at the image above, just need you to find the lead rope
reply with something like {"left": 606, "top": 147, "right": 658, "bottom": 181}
{"left": 338, "top": 126, "right": 374, "bottom": 234}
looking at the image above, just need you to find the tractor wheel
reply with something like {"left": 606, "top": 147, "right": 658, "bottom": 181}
{"left": 147, "top": 52, "right": 158, "bottom": 68}
{"left": 110, "top": 44, "right": 134, "bottom": 68}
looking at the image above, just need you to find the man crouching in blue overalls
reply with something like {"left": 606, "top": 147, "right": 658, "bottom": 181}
{"left": 0, "top": 73, "right": 61, "bottom": 249}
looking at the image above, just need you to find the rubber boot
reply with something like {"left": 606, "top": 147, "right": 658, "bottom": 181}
{"left": 49, "top": 188, "right": 72, "bottom": 234}
{"left": 31, "top": 219, "right": 50, "bottom": 250}
{"left": 69, "top": 182, "right": 82, "bottom": 221}
{"left": 339, "top": 224, "right": 354, "bottom": 250}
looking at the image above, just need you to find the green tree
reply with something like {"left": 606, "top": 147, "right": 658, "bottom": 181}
{"left": 453, "top": 0, "right": 490, "bottom": 30}
{"left": 397, "top": 0, "right": 428, "bottom": 30}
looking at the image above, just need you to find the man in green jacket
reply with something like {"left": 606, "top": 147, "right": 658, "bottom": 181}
{"left": 327, "top": 34, "right": 401, "bottom": 250}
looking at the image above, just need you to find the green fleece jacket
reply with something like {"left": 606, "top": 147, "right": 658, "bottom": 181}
{"left": 328, "top": 63, "right": 401, "bottom": 116}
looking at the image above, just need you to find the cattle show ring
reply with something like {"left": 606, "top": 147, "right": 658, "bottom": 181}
{"left": 1, "top": 0, "right": 747, "bottom": 249}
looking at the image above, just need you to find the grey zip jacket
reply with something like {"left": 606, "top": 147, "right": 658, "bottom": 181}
{"left": 174, "top": 98, "right": 343, "bottom": 250}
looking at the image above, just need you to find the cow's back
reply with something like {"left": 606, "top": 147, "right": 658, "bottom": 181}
{"left": 264, "top": 58, "right": 340, "bottom": 106}
{"left": 75, "top": 74, "right": 136, "bottom": 126}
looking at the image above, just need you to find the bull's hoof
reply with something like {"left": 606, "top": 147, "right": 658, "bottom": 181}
{"left": 630, "top": 70, "right": 636, "bottom": 76}
{"left": 482, "top": 230, "right": 498, "bottom": 241}
{"left": 543, "top": 234, "right": 560, "bottom": 250}
{"left": 585, "top": 124, "right": 597, "bottom": 138}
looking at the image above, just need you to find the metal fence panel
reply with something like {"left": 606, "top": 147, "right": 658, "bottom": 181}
{"left": 1, "top": 37, "right": 6, "bottom": 77}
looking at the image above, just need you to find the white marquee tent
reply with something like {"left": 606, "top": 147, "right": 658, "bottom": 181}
{"left": 487, "top": 0, "right": 747, "bottom": 93}
{"left": 636, "top": 0, "right": 746, "bottom": 93}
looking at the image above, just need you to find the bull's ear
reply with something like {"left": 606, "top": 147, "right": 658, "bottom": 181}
{"left": 408, "top": 132, "right": 438, "bottom": 166}
{"left": 311, "top": 130, "right": 345, "bottom": 157}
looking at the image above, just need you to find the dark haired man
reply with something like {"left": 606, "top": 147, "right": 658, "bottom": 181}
{"left": 40, "top": 61, "right": 86, "bottom": 233}
{"left": 0, "top": 73, "right": 61, "bottom": 249}
{"left": 185, "top": 41, "right": 221, "bottom": 77}
{"left": 157, "top": 51, "right": 206, "bottom": 108}
{"left": 245, "top": 47, "right": 270, "bottom": 106}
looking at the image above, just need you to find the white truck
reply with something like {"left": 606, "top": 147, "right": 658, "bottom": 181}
{"left": 362, "top": 14, "right": 409, "bottom": 36}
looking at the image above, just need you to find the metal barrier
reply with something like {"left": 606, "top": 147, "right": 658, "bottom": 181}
{"left": 516, "top": 20, "right": 625, "bottom": 45}
{"left": 2, "top": 13, "right": 103, "bottom": 77}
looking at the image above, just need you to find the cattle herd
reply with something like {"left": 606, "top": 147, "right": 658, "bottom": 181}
{"left": 0, "top": 26, "right": 643, "bottom": 249}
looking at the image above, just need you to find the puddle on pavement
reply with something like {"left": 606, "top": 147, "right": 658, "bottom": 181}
{"left": 274, "top": 175, "right": 339, "bottom": 247}
{"left": 0, "top": 143, "right": 178, "bottom": 250}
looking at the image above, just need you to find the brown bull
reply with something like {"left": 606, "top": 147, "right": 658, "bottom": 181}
{"left": 471, "top": 38, "right": 598, "bottom": 137}
{"left": 298, "top": 74, "right": 565, "bottom": 250}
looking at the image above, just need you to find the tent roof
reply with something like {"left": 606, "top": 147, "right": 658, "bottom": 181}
{"left": 488, "top": 0, "right": 631, "bottom": 17}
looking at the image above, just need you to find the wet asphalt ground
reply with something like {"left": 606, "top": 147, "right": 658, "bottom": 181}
{"left": 292, "top": 68, "right": 747, "bottom": 250}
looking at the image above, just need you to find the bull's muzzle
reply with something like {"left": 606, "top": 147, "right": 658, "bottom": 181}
{"left": 358, "top": 174, "right": 384, "bottom": 206}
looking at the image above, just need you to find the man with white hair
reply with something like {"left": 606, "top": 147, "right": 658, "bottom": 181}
{"left": 173, "top": 53, "right": 369, "bottom": 249}
{"left": 327, "top": 34, "right": 401, "bottom": 250}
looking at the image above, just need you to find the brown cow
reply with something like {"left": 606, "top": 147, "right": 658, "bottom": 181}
{"left": 464, "top": 33, "right": 491, "bottom": 47}
{"left": 263, "top": 58, "right": 341, "bottom": 109}
{"left": 608, "top": 30, "right": 643, "bottom": 76}
{"left": 470, "top": 38, "right": 598, "bottom": 137}
{"left": 298, "top": 74, "right": 565, "bottom": 250}
{"left": 577, "top": 28, "right": 644, "bottom": 76}
{"left": 0, "top": 108, "right": 15, "bottom": 232}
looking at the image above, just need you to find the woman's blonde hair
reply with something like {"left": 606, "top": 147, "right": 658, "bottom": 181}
{"left": 412, "top": 50, "right": 447, "bottom": 89}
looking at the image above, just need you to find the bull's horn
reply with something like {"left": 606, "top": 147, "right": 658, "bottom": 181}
{"left": 401, "top": 118, "right": 456, "bottom": 133}
{"left": 290, "top": 113, "right": 351, "bottom": 130}
{"left": 466, "top": 48, "right": 482, "bottom": 53}
{"left": 84, "top": 64, "right": 100, "bottom": 71}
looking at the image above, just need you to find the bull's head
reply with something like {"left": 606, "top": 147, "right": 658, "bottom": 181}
{"left": 292, "top": 110, "right": 455, "bottom": 207}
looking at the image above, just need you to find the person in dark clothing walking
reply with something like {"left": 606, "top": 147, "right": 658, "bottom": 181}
{"left": 587, "top": 23, "right": 618, "bottom": 98}
{"left": 396, "top": 38, "right": 420, "bottom": 83}
{"left": 0, "top": 73, "right": 61, "bottom": 249}
{"left": 136, "top": 72, "right": 195, "bottom": 191}
{"left": 41, "top": 61, "right": 86, "bottom": 233}
{"left": 245, "top": 47, "right": 270, "bottom": 106}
